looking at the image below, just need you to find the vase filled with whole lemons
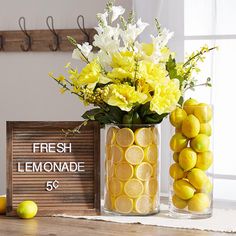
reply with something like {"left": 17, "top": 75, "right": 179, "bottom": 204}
{"left": 169, "top": 99, "right": 213, "bottom": 218}
{"left": 50, "top": 1, "right": 216, "bottom": 216}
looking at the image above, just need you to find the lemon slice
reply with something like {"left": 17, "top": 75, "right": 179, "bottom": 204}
{"left": 109, "top": 178, "right": 123, "bottom": 197}
{"left": 116, "top": 128, "right": 134, "bottom": 147}
{"left": 152, "top": 195, "right": 158, "bottom": 211}
{"left": 115, "top": 162, "right": 134, "bottom": 181}
{"left": 110, "top": 144, "right": 124, "bottom": 164}
{"left": 125, "top": 145, "right": 144, "bottom": 165}
{"left": 151, "top": 127, "right": 159, "bottom": 145}
{"left": 135, "top": 162, "right": 153, "bottom": 181}
{"left": 106, "top": 160, "right": 115, "bottom": 179}
{"left": 106, "top": 145, "right": 111, "bottom": 160}
{"left": 104, "top": 192, "right": 115, "bottom": 210}
{"left": 106, "top": 126, "right": 119, "bottom": 145}
{"left": 134, "top": 128, "right": 153, "bottom": 147}
{"left": 144, "top": 144, "right": 158, "bottom": 164}
{"left": 151, "top": 163, "right": 158, "bottom": 177}
{"left": 124, "top": 179, "right": 144, "bottom": 198}
{"left": 114, "top": 195, "right": 133, "bottom": 214}
{"left": 135, "top": 195, "right": 152, "bottom": 214}
{"left": 145, "top": 178, "right": 158, "bottom": 196}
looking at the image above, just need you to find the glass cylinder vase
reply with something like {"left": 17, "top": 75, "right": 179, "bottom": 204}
{"left": 104, "top": 124, "right": 160, "bottom": 215}
{"left": 168, "top": 101, "right": 213, "bottom": 218}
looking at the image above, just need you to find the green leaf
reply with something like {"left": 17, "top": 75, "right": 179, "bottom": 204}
{"left": 82, "top": 108, "right": 103, "bottom": 120}
{"left": 107, "top": 105, "right": 124, "bottom": 123}
{"left": 178, "top": 96, "right": 184, "bottom": 106}
{"left": 139, "top": 102, "right": 153, "bottom": 118}
{"left": 144, "top": 113, "right": 168, "bottom": 124}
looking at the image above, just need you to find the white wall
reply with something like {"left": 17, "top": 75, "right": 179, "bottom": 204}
{"left": 0, "top": 0, "right": 132, "bottom": 194}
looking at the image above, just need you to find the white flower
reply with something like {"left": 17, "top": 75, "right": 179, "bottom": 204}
{"left": 120, "top": 19, "right": 149, "bottom": 47}
{"left": 111, "top": 6, "right": 125, "bottom": 22}
{"left": 97, "top": 12, "right": 108, "bottom": 27}
{"left": 72, "top": 42, "right": 93, "bottom": 62}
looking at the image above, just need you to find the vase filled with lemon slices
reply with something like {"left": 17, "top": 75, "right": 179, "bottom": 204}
{"left": 169, "top": 98, "right": 213, "bottom": 218}
{"left": 104, "top": 124, "right": 160, "bottom": 215}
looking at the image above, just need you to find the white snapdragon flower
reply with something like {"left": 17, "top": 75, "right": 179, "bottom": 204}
{"left": 72, "top": 42, "right": 93, "bottom": 61}
{"left": 111, "top": 5, "right": 125, "bottom": 22}
{"left": 120, "top": 18, "right": 149, "bottom": 47}
{"left": 97, "top": 11, "right": 108, "bottom": 27}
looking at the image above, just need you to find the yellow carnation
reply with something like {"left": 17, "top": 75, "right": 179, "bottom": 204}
{"left": 142, "top": 43, "right": 154, "bottom": 56}
{"left": 103, "top": 84, "right": 147, "bottom": 111}
{"left": 137, "top": 61, "right": 167, "bottom": 89}
{"left": 77, "top": 60, "right": 101, "bottom": 90}
{"left": 150, "top": 79, "right": 181, "bottom": 115}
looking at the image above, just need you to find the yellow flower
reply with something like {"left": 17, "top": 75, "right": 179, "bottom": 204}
{"left": 103, "top": 84, "right": 147, "bottom": 111}
{"left": 107, "top": 68, "right": 134, "bottom": 81}
{"left": 60, "top": 87, "right": 67, "bottom": 94}
{"left": 142, "top": 43, "right": 154, "bottom": 56}
{"left": 137, "top": 61, "right": 167, "bottom": 89}
{"left": 150, "top": 79, "right": 181, "bottom": 115}
{"left": 77, "top": 60, "right": 101, "bottom": 90}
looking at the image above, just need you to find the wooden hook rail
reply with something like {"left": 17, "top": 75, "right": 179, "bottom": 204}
{"left": 0, "top": 15, "right": 96, "bottom": 52}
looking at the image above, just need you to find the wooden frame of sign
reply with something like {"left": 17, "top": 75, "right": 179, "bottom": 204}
{"left": 6, "top": 121, "right": 100, "bottom": 216}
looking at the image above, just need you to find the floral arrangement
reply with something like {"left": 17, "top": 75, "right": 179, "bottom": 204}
{"left": 50, "top": 1, "right": 215, "bottom": 126}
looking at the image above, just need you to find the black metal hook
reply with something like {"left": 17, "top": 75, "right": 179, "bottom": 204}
{"left": 0, "top": 35, "right": 3, "bottom": 51}
{"left": 18, "top": 17, "right": 32, "bottom": 51}
{"left": 77, "top": 15, "right": 90, "bottom": 42}
{"left": 46, "top": 16, "right": 60, "bottom": 51}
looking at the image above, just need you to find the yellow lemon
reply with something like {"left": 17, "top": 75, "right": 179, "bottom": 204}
{"left": 106, "top": 126, "right": 119, "bottom": 145}
{"left": 170, "top": 133, "right": 188, "bottom": 152}
{"left": 134, "top": 195, "right": 153, "bottom": 214}
{"left": 190, "top": 134, "right": 210, "bottom": 152}
{"left": 181, "top": 114, "right": 200, "bottom": 138}
{"left": 110, "top": 144, "right": 124, "bottom": 164}
{"left": 116, "top": 128, "right": 134, "bottom": 147}
{"left": 17, "top": 200, "right": 38, "bottom": 219}
{"left": 196, "top": 151, "right": 213, "bottom": 171}
{"left": 194, "top": 103, "right": 212, "bottom": 123}
{"left": 188, "top": 193, "right": 210, "bottom": 212}
{"left": 199, "top": 178, "right": 213, "bottom": 194}
{"left": 187, "top": 168, "right": 208, "bottom": 189}
{"left": 144, "top": 144, "right": 158, "bottom": 164}
{"left": 134, "top": 127, "right": 153, "bottom": 147}
{"left": 135, "top": 162, "right": 153, "bottom": 181}
{"left": 145, "top": 178, "right": 158, "bottom": 196}
{"left": 200, "top": 123, "right": 212, "bottom": 136}
{"left": 172, "top": 194, "right": 188, "bottom": 209}
{"left": 106, "top": 160, "right": 115, "bottom": 179}
{"left": 173, "top": 152, "right": 179, "bottom": 162}
{"left": 169, "top": 107, "right": 187, "bottom": 128}
{"left": 114, "top": 195, "right": 133, "bottom": 214}
{"left": 0, "top": 195, "right": 6, "bottom": 215}
{"left": 179, "top": 147, "right": 197, "bottom": 171}
{"left": 124, "top": 179, "right": 144, "bottom": 198}
{"left": 151, "top": 127, "right": 159, "bottom": 144}
{"left": 109, "top": 178, "right": 123, "bottom": 197}
{"left": 183, "top": 98, "right": 199, "bottom": 115}
{"left": 115, "top": 162, "right": 134, "bottom": 181}
{"left": 173, "top": 179, "right": 195, "bottom": 200}
{"left": 125, "top": 145, "right": 144, "bottom": 165}
{"left": 169, "top": 163, "right": 184, "bottom": 180}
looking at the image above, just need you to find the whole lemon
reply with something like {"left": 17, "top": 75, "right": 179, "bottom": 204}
{"left": 0, "top": 195, "right": 6, "bottom": 215}
{"left": 190, "top": 134, "right": 210, "bottom": 152}
{"left": 187, "top": 168, "right": 208, "bottom": 189}
{"left": 194, "top": 103, "right": 212, "bottom": 123}
{"left": 173, "top": 152, "right": 179, "bottom": 162}
{"left": 179, "top": 147, "right": 197, "bottom": 171}
{"left": 188, "top": 193, "right": 210, "bottom": 212}
{"left": 170, "top": 133, "right": 188, "bottom": 152}
{"left": 172, "top": 194, "right": 188, "bottom": 209}
{"left": 169, "top": 163, "right": 184, "bottom": 180}
{"left": 196, "top": 151, "right": 213, "bottom": 170}
{"left": 173, "top": 179, "right": 195, "bottom": 200}
{"left": 169, "top": 108, "right": 187, "bottom": 128}
{"left": 200, "top": 123, "right": 212, "bottom": 136}
{"left": 183, "top": 98, "right": 199, "bottom": 115}
{"left": 199, "top": 178, "right": 213, "bottom": 194}
{"left": 17, "top": 200, "right": 38, "bottom": 219}
{"left": 181, "top": 115, "right": 200, "bottom": 138}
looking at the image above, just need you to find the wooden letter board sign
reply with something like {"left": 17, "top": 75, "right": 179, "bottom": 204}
{"left": 6, "top": 121, "right": 100, "bottom": 216}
